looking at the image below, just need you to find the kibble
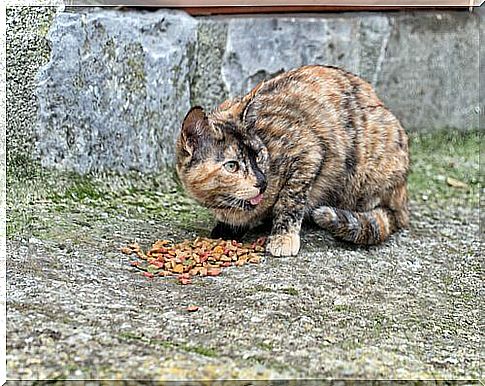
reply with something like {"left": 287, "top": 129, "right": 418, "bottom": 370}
{"left": 121, "top": 237, "right": 266, "bottom": 285}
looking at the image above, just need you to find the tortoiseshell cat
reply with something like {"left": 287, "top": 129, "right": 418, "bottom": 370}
{"left": 176, "top": 65, "right": 409, "bottom": 256}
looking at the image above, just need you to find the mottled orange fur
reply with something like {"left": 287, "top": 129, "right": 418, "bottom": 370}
{"left": 176, "top": 65, "right": 409, "bottom": 256}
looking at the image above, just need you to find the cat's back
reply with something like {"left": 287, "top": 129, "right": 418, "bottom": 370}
{"left": 245, "top": 65, "right": 388, "bottom": 132}
{"left": 243, "top": 65, "right": 409, "bottom": 208}
{"left": 245, "top": 64, "right": 407, "bottom": 160}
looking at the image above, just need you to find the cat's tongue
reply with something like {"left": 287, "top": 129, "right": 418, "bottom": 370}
{"left": 250, "top": 194, "right": 264, "bottom": 206}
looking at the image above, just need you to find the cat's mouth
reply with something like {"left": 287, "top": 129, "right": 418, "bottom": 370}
{"left": 248, "top": 193, "right": 264, "bottom": 206}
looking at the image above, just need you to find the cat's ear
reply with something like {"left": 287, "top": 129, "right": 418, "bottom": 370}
{"left": 180, "top": 106, "right": 209, "bottom": 156}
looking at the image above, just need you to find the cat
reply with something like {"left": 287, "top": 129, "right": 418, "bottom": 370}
{"left": 175, "top": 65, "right": 409, "bottom": 257}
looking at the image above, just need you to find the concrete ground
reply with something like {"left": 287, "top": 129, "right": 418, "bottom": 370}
{"left": 6, "top": 131, "right": 482, "bottom": 381}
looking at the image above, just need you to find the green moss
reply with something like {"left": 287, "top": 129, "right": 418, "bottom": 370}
{"left": 408, "top": 130, "right": 480, "bottom": 207}
{"left": 257, "top": 342, "right": 274, "bottom": 351}
{"left": 460, "top": 292, "right": 474, "bottom": 302}
{"left": 125, "top": 43, "right": 146, "bottom": 96}
{"left": 7, "top": 130, "right": 479, "bottom": 241}
{"left": 443, "top": 275, "right": 453, "bottom": 286}
{"left": 6, "top": 165, "right": 214, "bottom": 242}
{"left": 252, "top": 285, "right": 273, "bottom": 293}
{"left": 281, "top": 287, "right": 299, "bottom": 296}
{"left": 118, "top": 331, "right": 173, "bottom": 349}
{"left": 6, "top": 148, "right": 42, "bottom": 180}
{"left": 118, "top": 331, "right": 144, "bottom": 341}
{"left": 180, "top": 344, "right": 218, "bottom": 358}
{"left": 245, "top": 355, "right": 293, "bottom": 373}
{"left": 190, "top": 22, "right": 229, "bottom": 109}
{"left": 6, "top": 210, "right": 40, "bottom": 239}
{"left": 6, "top": 6, "right": 56, "bottom": 177}
{"left": 38, "top": 9, "right": 56, "bottom": 38}
{"left": 371, "top": 313, "right": 389, "bottom": 337}
{"left": 127, "top": 58, "right": 146, "bottom": 82}
{"left": 333, "top": 304, "right": 354, "bottom": 312}
{"left": 53, "top": 176, "right": 103, "bottom": 202}
{"left": 118, "top": 332, "right": 218, "bottom": 357}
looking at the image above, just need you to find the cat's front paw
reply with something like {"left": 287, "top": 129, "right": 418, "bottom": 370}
{"left": 267, "top": 233, "right": 300, "bottom": 257}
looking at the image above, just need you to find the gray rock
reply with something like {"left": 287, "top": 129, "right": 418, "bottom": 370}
{"left": 190, "top": 19, "right": 229, "bottom": 110}
{"left": 17, "top": 8, "right": 481, "bottom": 174}
{"left": 375, "top": 11, "right": 480, "bottom": 132}
{"left": 35, "top": 8, "right": 197, "bottom": 173}
{"left": 6, "top": 6, "right": 58, "bottom": 174}
{"left": 217, "top": 12, "right": 479, "bottom": 132}
{"left": 221, "top": 14, "right": 391, "bottom": 96}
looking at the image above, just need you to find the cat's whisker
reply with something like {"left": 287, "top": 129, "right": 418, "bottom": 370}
{"left": 207, "top": 196, "right": 243, "bottom": 211}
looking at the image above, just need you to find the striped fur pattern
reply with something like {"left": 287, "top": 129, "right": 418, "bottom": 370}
{"left": 176, "top": 65, "right": 409, "bottom": 256}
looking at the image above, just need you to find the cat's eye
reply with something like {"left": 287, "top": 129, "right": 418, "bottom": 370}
{"left": 224, "top": 161, "right": 239, "bottom": 173}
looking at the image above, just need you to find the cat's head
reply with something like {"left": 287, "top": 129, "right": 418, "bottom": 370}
{"left": 176, "top": 106, "right": 268, "bottom": 212}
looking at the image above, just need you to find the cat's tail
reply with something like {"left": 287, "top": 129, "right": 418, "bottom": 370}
{"left": 311, "top": 205, "right": 408, "bottom": 245}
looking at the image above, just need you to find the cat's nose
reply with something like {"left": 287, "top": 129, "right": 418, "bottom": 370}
{"left": 255, "top": 178, "right": 267, "bottom": 193}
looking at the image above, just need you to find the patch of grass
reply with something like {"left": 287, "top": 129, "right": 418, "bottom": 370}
{"left": 252, "top": 285, "right": 274, "bottom": 293}
{"left": 257, "top": 342, "right": 274, "bottom": 351}
{"left": 118, "top": 331, "right": 145, "bottom": 341}
{"left": 408, "top": 130, "right": 480, "bottom": 207}
{"left": 6, "top": 153, "right": 42, "bottom": 180}
{"left": 6, "top": 210, "right": 36, "bottom": 238}
{"left": 180, "top": 344, "right": 218, "bottom": 357}
{"left": 333, "top": 304, "right": 353, "bottom": 312}
{"left": 118, "top": 332, "right": 218, "bottom": 357}
{"left": 7, "top": 168, "right": 213, "bottom": 239}
{"left": 57, "top": 177, "right": 103, "bottom": 202}
{"left": 281, "top": 287, "right": 299, "bottom": 296}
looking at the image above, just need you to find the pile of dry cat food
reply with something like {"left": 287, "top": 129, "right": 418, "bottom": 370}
{"left": 121, "top": 237, "right": 266, "bottom": 285}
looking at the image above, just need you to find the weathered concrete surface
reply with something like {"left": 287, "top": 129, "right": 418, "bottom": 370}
{"left": 480, "top": 7, "right": 485, "bottom": 235}
{"left": 190, "top": 19, "right": 229, "bottom": 110}
{"left": 6, "top": 131, "right": 482, "bottom": 380}
{"left": 36, "top": 8, "right": 197, "bottom": 173}
{"left": 376, "top": 11, "right": 480, "bottom": 132}
{"left": 6, "top": 192, "right": 482, "bottom": 380}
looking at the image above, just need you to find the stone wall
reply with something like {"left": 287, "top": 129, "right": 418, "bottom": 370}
{"left": 6, "top": 6, "right": 58, "bottom": 174}
{"left": 36, "top": 9, "right": 197, "bottom": 173}
{"left": 7, "top": 7, "right": 482, "bottom": 174}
